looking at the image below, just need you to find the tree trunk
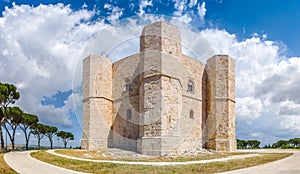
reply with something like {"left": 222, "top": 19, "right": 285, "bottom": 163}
{"left": 38, "top": 139, "right": 40, "bottom": 149}
{"left": 4, "top": 125, "right": 15, "bottom": 150}
{"left": 0, "top": 127, "right": 4, "bottom": 152}
{"left": 25, "top": 137, "right": 28, "bottom": 150}
{"left": 64, "top": 142, "right": 67, "bottom": 149}
{"left": 25, "top": 131, "right": 29, "bottom": 150}
{"left": 11, "top": 140, "right": 14, "bottom": 150}
{"left": 25, "top": 141, "right": 29, "bottom": 150}
{"left": 11, "top": 130, "right": 16, "bottom": 150}
{"left": 50, "top": 139, "right": 53, "bottom": 149}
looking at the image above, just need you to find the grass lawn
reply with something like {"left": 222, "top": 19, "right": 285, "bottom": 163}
{"left": 31, "top": 150, "right": 292, "bottom": 174}
{"left": 0, "top": 153, "right": 17, "bottom": 174}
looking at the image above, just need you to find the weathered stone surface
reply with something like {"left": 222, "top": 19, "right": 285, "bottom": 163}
{"left": 81, "top": 21, "right": 236, "bottom": 155}
{"left": 140, "top": 21, "right": 182, "bottom": 57}
{"left": 81, "top": 55, "right": 113, "bottom": 150}
{"left": 203, "top": 55, "right": 236, "bottom": 152}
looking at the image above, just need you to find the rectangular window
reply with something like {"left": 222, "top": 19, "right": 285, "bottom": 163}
{"left": 126, "top": 84, "right": 131, "bottom": 91}
{"left": 188, "top": 84, "right": 193, "bottom": 92}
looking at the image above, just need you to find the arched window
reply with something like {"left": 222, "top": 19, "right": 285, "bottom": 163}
{"left": 190, "top": 109, "right": 194, "bottom": 119}
{"left": 188, "top": 79, "right": 194, "bottom": 92}
{"left": 126, "top": 109, "right": 132, "bottom": 120}
{"left": 125, "top": 78, "right": 132, "bottom": 91}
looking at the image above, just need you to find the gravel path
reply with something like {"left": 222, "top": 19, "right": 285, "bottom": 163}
{"left": 4, "top": 151, "right": 87, "bottom": 174}
{"left": 47, "top": 149, "right": 259, "bottom": 166}
{"left": 217, "top": 149, "right": 300, "bottom": 174}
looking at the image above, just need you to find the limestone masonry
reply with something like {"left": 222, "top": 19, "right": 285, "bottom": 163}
{"left": 81, "top": 21, "right": 236, "bottom": 156}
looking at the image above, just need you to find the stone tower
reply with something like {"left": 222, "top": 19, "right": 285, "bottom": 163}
{"left": 81, "top": 55, "right": 113, "bottom": 149}
{"left": 138, "top": 22, "right": 197, "bottom": 156}
{"left": 203, "top": 55, "right": 236, "bottom": 151}
{"left": 81, "top": 21, "right": 236, "bottom": 155}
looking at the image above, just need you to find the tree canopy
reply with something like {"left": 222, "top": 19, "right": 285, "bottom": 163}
{"left": 0, "top": 82, "right": 20, "bottom": 151}
{"left": 288, "top": 138, "right": 300, "bottom": 147}
{"left": 19, "top": 113, "right": 39, "bottom": 150}
{"left": 237, "top": 139, "right": 260, "bottom": 149}
{"left": 3, "top": 107, "right": 23, "bottom": 149}
{"left": 0, "top": 83, "right": 20, "bottom": 109}
{"left": 57, "top": 131, "right": 74, "bottom": 148}
{"left": 31, "top": 123, "right": 46, "bottom": 149}
{"left": 272, "top": 140, "right": 289, "bottom": 148}
{"left": 44, "top": 125, "right": 58, "bottom": 149}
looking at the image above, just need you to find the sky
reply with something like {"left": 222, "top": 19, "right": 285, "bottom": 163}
{"left": 0, "top": 0, "right": 300, "bottom": 148}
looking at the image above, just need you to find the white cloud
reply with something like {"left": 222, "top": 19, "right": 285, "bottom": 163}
{"left": 82, "top": 3, "right": 88, "bottom": 9}
{"left": 273, "top": 101, "right": 300, "bottom": 134}
{"left": 255, "top": 58, "right": 300, "bottom": 104}
{"left": 138, "top": 0, "right": 153, "bottom": 16}
{"left": 173, "top": 0, "right": 187, "bottom": 16}
{"left": 278, "top": 116, "right": 300, "bottom": 133}
{"left": 172, "top": 0, "right": 206, "bottom": 26}
{"left": 104, "top": 3, "right": 112, "bottom": 10}
{"left": 250, "top": 132, "right": 261, "bottom": 138}
{"left": 64, "top": 93, "right": 82, "bottom": 112}
{"left": 188, "top": 0, "right": 198, "bottom": 7}
{"left": 236, "top": 97, "right": 263, "bottom": 123}
{"left": 0, "top": 3, "right": 104, "bottom": 127}
{"left": 197, "top": 2, "right": 206, "bottom": 20}
{"left": 106, "top": 6, "right": 124, "bottom": 24}
{"left": 278, "top": 100, "right": 300, "bottom": 116}
{"left": 174, "top": 13, "right": 192, "bottom": 23}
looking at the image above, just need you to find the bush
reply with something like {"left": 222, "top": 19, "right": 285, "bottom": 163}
{"left": 280, "top": 144, "right": 294, "bottom": 149}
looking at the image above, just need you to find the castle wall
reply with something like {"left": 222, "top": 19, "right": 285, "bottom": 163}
{"left": 177, "top": 55, "right": 204, "bottom": 152}
{"left": 110, "top": 53, "right": 141, "bottom": 151}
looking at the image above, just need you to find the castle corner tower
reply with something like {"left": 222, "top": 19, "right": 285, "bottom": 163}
{"left": 81, "top": 55, "right": 113, "bottom": 150}
{"left": 203, "top": 55, "right": 236, "bottom": 151}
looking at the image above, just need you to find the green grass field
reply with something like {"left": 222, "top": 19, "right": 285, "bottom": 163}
{"left": 31, "top": 150, "right": 292, "bottom": 174}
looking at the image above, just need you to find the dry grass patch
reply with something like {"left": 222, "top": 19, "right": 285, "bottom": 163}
{"left": 0, "top": 153, "right": 17, "bottom": 174}
{"left": 32, "top": 150, "right": 292, "bottom": 174}
{"left": 55, "top": 149, "right": 248, "bottom": 162}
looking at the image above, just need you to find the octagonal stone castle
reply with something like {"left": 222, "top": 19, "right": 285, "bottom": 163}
{"left": 81, "top": 21, "right": 236, "bottom": 156}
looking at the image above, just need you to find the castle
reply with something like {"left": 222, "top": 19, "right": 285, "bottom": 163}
{"left": 81, "top": 21, "right": 236, "bottom": 156}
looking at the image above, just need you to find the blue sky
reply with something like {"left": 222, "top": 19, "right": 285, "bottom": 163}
{"left": 0, "top": 0, "right": 300, "bottom": 148}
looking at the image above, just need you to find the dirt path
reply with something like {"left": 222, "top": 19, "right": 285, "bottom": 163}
{"left": 4, "top": 151, "right": 86, "bottom": 174}
{"left": 218, "top": 149, "right": 300, "bottom": 174}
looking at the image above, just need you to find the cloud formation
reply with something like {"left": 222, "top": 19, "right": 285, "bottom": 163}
{"left": 197, "top": 2, "right": 206, "bottom": 20}
{"left": 0, "top": 3, "right": 102, "bottom": 127}
{"left": 138, "top": 0, "right": 153, "bottom": 16}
